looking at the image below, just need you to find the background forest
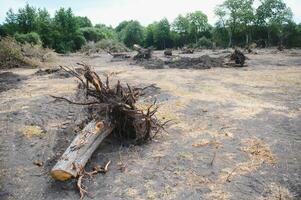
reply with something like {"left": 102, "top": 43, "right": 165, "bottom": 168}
{"left": 0, "top": 0, "right": 300, "bottom": 53}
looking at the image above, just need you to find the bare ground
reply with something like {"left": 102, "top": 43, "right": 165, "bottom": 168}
{"left": 0, "top": 49, "right": 300, "bottom": 200}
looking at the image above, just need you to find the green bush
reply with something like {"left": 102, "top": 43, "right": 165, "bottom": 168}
{"left": 196, "top": 36, "right": 213, "bottom": 48}
{"left": 14, "top": 32, "right": 42, "bottom": 45}
{"left": 73, "top": 32, "right": 87, "bottom": 50}
{"left": 79, "top": 27, "right": 106, "bottom": 42}
{"left": 0, "top": 37, "right": 55, "bottom": 69}
{"left": 81, "top": 39, "right": 129, "bottom": 53}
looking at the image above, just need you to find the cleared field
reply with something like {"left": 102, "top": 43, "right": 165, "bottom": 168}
{"left": 0, "top": 49, "right": 300, "bottom": 199}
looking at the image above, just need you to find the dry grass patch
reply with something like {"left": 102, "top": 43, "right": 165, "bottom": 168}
{"left": 258, "top": 182, "right": 294, "bottom": 200}
{"left": 192, "top": 139, "right": 222, "bottom": 148}
{"left": 219, "top": 138, "right": 276, "bottom": 182}
{"left": 20, "top": 125, "right": 44, "bottom": 138}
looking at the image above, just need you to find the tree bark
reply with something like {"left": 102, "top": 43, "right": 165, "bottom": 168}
{"left": 228, "top": 30, "right": 232, "bottom": 48}
{"left": 50, "top": 120, "right": 113, "bottom": 181}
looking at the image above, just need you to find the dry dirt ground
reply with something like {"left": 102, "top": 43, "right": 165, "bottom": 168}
{"left": 0, "top": 49, "right": 300, "bottom": 200}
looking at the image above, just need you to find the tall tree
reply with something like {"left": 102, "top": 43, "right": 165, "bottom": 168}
{"left": 172, "top": 14, "right": 190, "bottom": 45}
{"left": 256, "top": 0, "right": 292, "bottom": 46}
{"left": 215, "top": 0, "right": 254, "bottom": 47}
{"left": 16, "top": 4, "right": 38, "bottom": 33}
{"left": 153, "top": 18, "right": 171, "bottom": 49}
{"left": 144, "top": 23, "right": 156, "bottom": 47}
{"left": 53, "top": 8, "right": 82, "bottom": 52}
{"left": 186, "top": 11, "right": 209, "bottom": 44}
{"left": 75, "top": 16, "right": 92, "bottom": 28}
{"left": 36, "top": 8, "right": 53, "bottom": 47}
{"left": 119, "top": 20, "right": 144, "bottom": 48}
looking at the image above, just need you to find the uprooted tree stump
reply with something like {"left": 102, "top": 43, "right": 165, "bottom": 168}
{"left": 50, "top": 64, "right": 167, "bottom": 199}
{"left": 164, "top": 49, "right": 172, "bottom": 56}
{"left": 229, "top": 49, "right": 246, "bottom": 67}
{"left": 180, "top": 47, "right": 194, "bottom": 54}
{"left": 133, "top": 44, "right": 152, "bottom": 60}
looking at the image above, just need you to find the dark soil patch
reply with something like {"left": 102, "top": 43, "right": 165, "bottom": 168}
{"left": 0, "top": 72, "right": 27, "bottom": 93}
{"left": 135, "top": 55, "right": 225, "bottom": 69}
{"left": 166, "top": 55, "right": 224, "bottom": 69}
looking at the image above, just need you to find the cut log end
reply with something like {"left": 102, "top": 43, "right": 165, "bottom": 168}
{"left": 50, "top": 169, "right": 73, "bottom": 181}
{"left": 50, "top": 120, "right": 113, "bottom": 181}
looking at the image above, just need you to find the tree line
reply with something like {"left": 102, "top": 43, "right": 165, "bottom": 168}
{"left": 0, "top": 0, "right": 300, "bottom": 53}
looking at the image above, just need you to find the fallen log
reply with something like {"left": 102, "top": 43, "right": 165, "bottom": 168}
{"left": 51, "top": 120, "right": 113, "bottom": 181}
{"left": 107, "top": 51, "right": 131, "bottom": 59}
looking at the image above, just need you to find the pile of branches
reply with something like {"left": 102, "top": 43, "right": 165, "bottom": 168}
{"left": 166, "top": 55, "right": 224, "bottom": 69}
{"left": 54, "top": 63, "right": 166, "bottom": 144}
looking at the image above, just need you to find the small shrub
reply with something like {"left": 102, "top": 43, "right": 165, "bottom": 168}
{"left": 0, "top": 37, "right": 26, "bottom": 68}
{"left": 73, "top": 32, "right": 87, "bottom": 50}
{"left": 81, "top": 39, "right": 129, "bottom": 53}
{"left": 196, "top": 37, "right": 213, "bottom": 49}
{"left": 0, "top": 37, "right": 55, "bottom": 69}
{"left": 14, "top": 32, "right": 42, "bottom": 45}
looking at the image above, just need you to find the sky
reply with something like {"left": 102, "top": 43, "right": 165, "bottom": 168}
{"left": 0, "top": 0, "right": 300, "bottom": 27}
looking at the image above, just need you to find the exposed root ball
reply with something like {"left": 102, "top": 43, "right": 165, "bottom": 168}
{"left": 230, "top": 49, "right": 246, "bottom": 67}
{"left": 52, "top": 63, "right": 166, "bottom": 144}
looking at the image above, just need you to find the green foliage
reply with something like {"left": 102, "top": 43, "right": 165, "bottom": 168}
{"left": 75, "top": 16, "right": 92, "bottom": 28}
{"left": 79, "top": 27, "right": 107, "bottom": 42}
{"left": 153, "top": 18, "right": 171, "bottom": 49}
{"left": 81, "top": 39, "right": 129, "bottom": 53}
{"left": 187, "top": 11, "right": 210, "bottom": 44}
{"left": 117, "top": 20, "right": 144, "bottom": 48}
{"left": 0, "top": 1, "right": 299, "bottom": 53}
{"left": 36, "top": 8, "right": 53, "bottom": 48}
{"left": 172, "top": 12, "right": 210, "bottom": 46}
{"left": 256, "top": 0, "right": 293, "bottom": 46}
{"left": 196, "top": 36, "right": 213, "bottom": 48}
{"left": 52, "top": 8, "right": 82, "bottom": 53}
{"left": 14, "top": 32, "right": 41, "bottom": 45}
{"left": 172, "top": 15, "right": 190, "bottom": 46}
{"left": 144, "top": 24, "right": 155, "bottom": 47}
{"left": 0, "top": 37, "right": 25, "bottom": 68}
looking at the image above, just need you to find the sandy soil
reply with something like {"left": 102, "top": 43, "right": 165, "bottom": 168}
{"left": 0, "top": 49, "right": 300, "bottom": 200}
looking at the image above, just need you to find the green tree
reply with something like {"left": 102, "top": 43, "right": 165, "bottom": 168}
{"left": 144, "top": 23, "right": 155, "bottom": 47}
{"left": 215, "top": 0, "right": 253, "bottom": 47}
{"left": 36, "top": 8, "right": 53, "bottom": 48}
{"left": 153, "top": 18, "right": 171, "bottom": 49}
{"left": 187, "top": 11, "right": 209, "bottom": 44}
{"left": 16, "top": 4, "right": 38, "bottom": 33}
{"left": 256, "top": 0, "right": 292, "bottom": 46}
{"left": 119, "top": 20, "right": 144, "bottom": 48}
{"left": 172, "top": 14, "right": 190, "bottom": 46}
{"left": 75, "top": 16, "right": 92, "bottom": 28}
{"left": 52, "top": 8, "right": 81, "bottom": 53}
